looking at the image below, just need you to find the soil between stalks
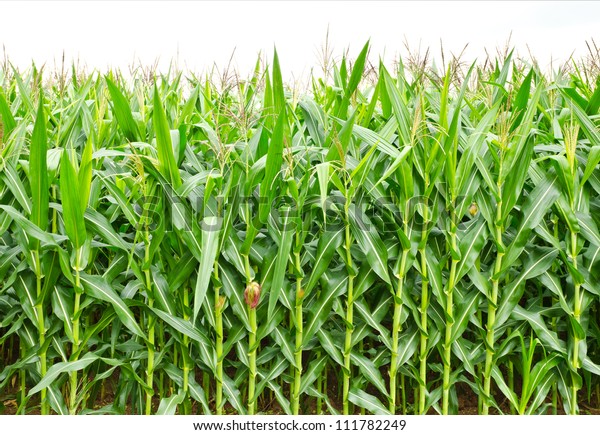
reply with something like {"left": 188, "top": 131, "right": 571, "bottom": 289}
{"left": 2, "top": 375, "right": 599, "bottom": 415}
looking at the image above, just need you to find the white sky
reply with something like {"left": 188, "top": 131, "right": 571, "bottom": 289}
{"left": 1, "top": 1, "right": 599, "bottom": 78}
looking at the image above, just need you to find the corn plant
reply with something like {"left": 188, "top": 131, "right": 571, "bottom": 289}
{"left": 0, "top": 44, "right": 599, "bottom": 416}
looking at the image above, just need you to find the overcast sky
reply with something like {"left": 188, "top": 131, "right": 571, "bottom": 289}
{"left": 1, "top": 1, "right": 598, "bottom": 78}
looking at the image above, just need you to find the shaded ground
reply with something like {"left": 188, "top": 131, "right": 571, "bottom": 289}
{"left": 2, "top": 372, "right": 599, "bottom": 415}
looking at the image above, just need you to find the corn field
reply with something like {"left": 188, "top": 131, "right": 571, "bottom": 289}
{"left": 0, "top": 43, "right": 599, "bottom": 415}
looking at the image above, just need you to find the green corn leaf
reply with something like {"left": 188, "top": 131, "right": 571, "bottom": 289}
{"left": 455, "top": 217, "right": 488, "bottom": 282}
{"left": 268, "top": 206, "right": 294, "bottom": 317}
{"left": 2, "top": 162, "right": 32, "bottom": 215}
{"left": 396, "top": 326, "right": 420, "bottom": 368}
{"left": 155, "top": 308, "right": 215, "bottom": 373}
{"left": 337, "top": 41, "right": 369, "bottom": 119}
{"left": 586, "top": 77, "right": 600, "bottom": 114}
{"left": 219, "top": 262, "right": 250, "bottom": 331}
{"left": 501, "top": 84, "right": 543, "bottom": 214}
{"left": 491, "top": 50, "right": 513, "bottom": 106}
{"left": 80, "top": 273, "right": 146, "bottom": 339}
{"left": 491, "top": 365, "right": 519, "bottom": 412}
{"left": 582, "top": 145, "right": 600, "bottom": 186}
{"left": 450, "top": 290, "right": 480, "bottom": 342}
{"left": 272, "top": 327, "right": 296, "bottom": 369}
{"left": 326, "top": 111, "right": 356, "bottom": 162}
{"left": 257, "top": 304, "right": 286, "bottom": 343}
{"left": 153, "top": 85, "right": 182, "bottom": 188}
{"left": 153, "top": 308, "right": 207, "bottom": 347}
{"left": 259, "top": 110, "right": 285, "bottom": 224}
{"left": 0, "top": 88, "right": 16, "bottom": 134}
{"left": 348, "top": 388, "right": 391, "bottom": 415}
{"left": 577, "top": 212, "right": 600, "bottom": 248}
{"left": 84, "top": 208, "right": 130, "bottom": 252}
{"left": 304, "top": 228, "right": 344, "bottom": 296}
{"left": 561, "top": 89, "right": 600, "bottom": 147}
{"left": 51, "top": 286, "right": 74, "bottom": 342}
{"left": 299, "top": 353, "right": 328, "bottom": 395}
{"left": 106, "top": 77, "right": 141, "bottom": 141}
{"left": 350, "top": 122, "right": 401, "bottom": 159}
{"left": 496, "top": 247, "right": 558, "bottom": 327}
{"left": 351, "top": 352, "right": 388, "bottom": 397}
{"left": 456, "top": 103, "right": 500, "bottom": 196}
{"left": 550, "top": 154, "right": 575, "bottom": 205}
{"left": 272, "top": 47, "right": 285, "bottom": 118}
{"left": 164, "top": 364, "right": 211, "bottom": 414}
{"left": 223, "top": 324, "right": 246, "bottom": 358}
{"left": 267, "top": 380, "right": 293, "bottom": 415}
{"left": 193, "top": 216, "right": 221, "bottom": 322}
{"left": 261, "top": 66, "right": 274, "bottom": 132}
{"left": 349, "top": 205, "right": 390, "bottom": 283}
{"left": 60, "top": 151, "right": 87, "bottom": 249}
{"left": 0, "top": 204, "right": 66, "bottom": 248}
{"left": 526, "top": 371, "right": 557, "bottom": 415}
{"left": 14, "top": 272, "right": 38, "bottom": 325}
{"left": 510, "top": 69, "right": 534, "bottom": 132}
{"left": 156, "top": 392, "right": 185, "bottom": 415}
{"left": 176, "top": 85, "right": 200, "bottom": 126}
{"left": 317, "top": 329, "right": 344, "bottom": 367}
{"left": 502, "top": 176, "right": 559, "bottom": 272}
{"left": 303, "top": 274, "right": 347, "bottom": 346}
{"left": 29, "top": 98, "right": 49, "bottom": 236}
{"left": 47, "top": 384, "right": 68, "bottom": 415}
{"left": 381, "top": 65, "right": 412, "bottom": 146}
{"left": 98, "top": 178, "right": 138, "bottom": 226}
{"left": 299, "top": 99, "right": 325, "bottom": 148}
{"left": 354, "top": 300, "right": 392, "bottom": 350}
{"left": 222, "top": 373, "right": 246, "bottom": 414}
{"left": 78, "top": 138, "right": 93, "bottom": 211}
{"left": 150, "top": 268, "right": 176, "bottom": 316}
{"left": 254, "top": 356, "right": 289, "bottom": 400}
{"left": 29, "top": 352, "right": 100, "bottom": 396}
{"left": 512, "top": 306, "right": 566, "bottom": 355}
